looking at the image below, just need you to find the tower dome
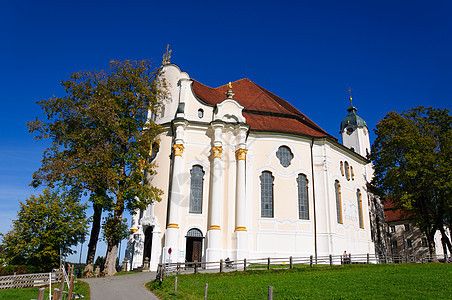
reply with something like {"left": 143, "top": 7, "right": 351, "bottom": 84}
{"left": 340, "top": 102, "right": 367, "bottom": 132}
{"left": 340, "top": 96, "right": 371, "bottom": 157}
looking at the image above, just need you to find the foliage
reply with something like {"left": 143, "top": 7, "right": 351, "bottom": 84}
{"left": 94, "top": 256, "right": 106, "bottom": 272}
{"left": 0, "top": 279, "right": 90, "bottom": 300}
{"left": 101, "top": 214, "right": 129, "bottom": 247}
{"left": 0, "top": 189, "right": 88, "bottom": 271}
{"left": 369, "top": 106, "right": 452, "bottom": 254}
{"left": 148, "top": 263, "right": 452, "bottom": 299}
{"left": 28, "top": 59, "right": 166, "bottom": 275}
{"left": 0, "top": 265, "right": 41, "bottom": 276}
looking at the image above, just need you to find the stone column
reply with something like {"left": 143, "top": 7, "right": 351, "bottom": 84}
{"left": 235, "top": 148, "right": 248, "bottom": 232}
{"left": 234, "top": 123, "right": 249, "bottom": 260}
{"left": 164, "top": 119, "right": 187, "bottom": 264}
{"left": 206, "top": 122, "right": 224, "bottom": 265}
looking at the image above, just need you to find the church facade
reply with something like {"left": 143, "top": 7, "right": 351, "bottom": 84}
{"left": 125, "top": 63, "right": 375, "bottom": 271}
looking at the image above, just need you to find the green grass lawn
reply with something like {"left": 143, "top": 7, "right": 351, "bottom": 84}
{"left": 147, "top": 263, "right": 452, "bottom": 299}
{"left": 0, "top": 279, "right": 90, "bottom": 300}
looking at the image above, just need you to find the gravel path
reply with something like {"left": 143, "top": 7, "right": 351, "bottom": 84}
{"left": 84, "top": 272, "right": 159, "bottom": 300}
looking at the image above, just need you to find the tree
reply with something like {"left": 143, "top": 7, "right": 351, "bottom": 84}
{"left": 1, "top": 189, "right": 88, "bottom": 271}
{"left": 370, "top": 106, "right": 452, "bottom": 256}
{"left": 28, "top": 59, "right": 165, "bottom": 275}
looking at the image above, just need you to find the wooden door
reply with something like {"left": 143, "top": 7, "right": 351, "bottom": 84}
{"left": 193, "top": 239, "right": 202, "bottom": 262}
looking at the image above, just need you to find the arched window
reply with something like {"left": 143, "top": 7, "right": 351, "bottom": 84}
{"left": 186, "top": 228, "right": 203, "bottom": 237}
{"left": 344, "top": 161, "right": 350, "bottom": 181}
{"left": 189, "top": 165, "right": 204, "bottom": 214}
{"left": 350, "top": 166, "right": 354, "bottom": 180}
{"left": 340, "top": 161, "right": 344, "bottom": 176}
{"left": 335, "top": 180, "right": 343, "bottom": 224}
{"left": 297, "top": 174, "right": 309, "bottom": 220}
{"left": 357, "top": 189, "right": 363, "bottom": 228}
{"left": 276, "top": 146, "right": 293, "bottom": 167}
{"left": 198, "top": 108, "right": 204, "bottom": 119}
{"left": 260, "top": 171, "right": 274, "bottom": 217}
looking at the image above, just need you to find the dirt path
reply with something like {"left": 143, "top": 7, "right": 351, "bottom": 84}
{"left": 84, "top": 272, "right": 159, "bottom": 300}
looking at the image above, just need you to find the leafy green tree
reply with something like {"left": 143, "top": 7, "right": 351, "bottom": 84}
{"left": 28, "top": 59, "right": 165, "bottom": 275}
{"left": 0, "top": 189, "right": 88, "bottom": 271}
{"left": 370, "top": 106, "right": 452, "bottom": 255}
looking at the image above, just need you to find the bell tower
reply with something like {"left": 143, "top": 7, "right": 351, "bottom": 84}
{"left": 340, "top": 94, "right": 371, "bottom": 157}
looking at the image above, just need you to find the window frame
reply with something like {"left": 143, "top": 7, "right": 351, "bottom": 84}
{"left": 297, "top": 174, "right": 309, "bottom": 220}
{"left": 189, "top": 165, "right": 205, "bottom": 214}
{"left": 357, "top": 189, "right": 364, "bottom": 229}
{"left": 335, "top": 180, "right": 343, "bottom": 224}
{"left": 260, "top": 171, "right": 274, "bottom": 218}
{"left": 276, "top": 146, "right": 293, "bottom": 168}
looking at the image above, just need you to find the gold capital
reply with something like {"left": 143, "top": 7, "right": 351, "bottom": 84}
{"left": 235, "top": 148, "right": 248, "bottom": 161}
{"left": 235, "top": 226, "right": 247, "bottom": 232}
{"left": 212, "top": 146, "right": 223, "bottom": 159}
{"left": 130, "top": 228, "right": 138, "bottom": 233}
{"left": 209, "top": 225, "right": 221, "bottom": 230}
{"left": 173, "top": 144, "right": 184, "bottom": 157}
{"left": 167, "top": 223, "right": 179, "bottom": 229}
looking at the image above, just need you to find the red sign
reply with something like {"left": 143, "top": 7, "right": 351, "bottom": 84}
{"left": 168, "top": 248, "right": 172, "bottom": 255}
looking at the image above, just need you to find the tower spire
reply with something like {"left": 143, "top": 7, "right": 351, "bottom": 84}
{"left": 348, "top": 87, "right": 353, "bottom": 105}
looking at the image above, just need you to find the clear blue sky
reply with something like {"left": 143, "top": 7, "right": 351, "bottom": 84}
{"left": 1, "top": 0, "right": 451, "bottom": 263}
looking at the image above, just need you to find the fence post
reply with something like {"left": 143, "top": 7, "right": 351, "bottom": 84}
{"left": 37, "top": 287, "right": 45, "bottom": 300}
{"left": 329, "top": 254, "right": 333, "bottom": 266}
{"left": 244, "top": 258, "right": 247, "bottom": 271}
{"left": 175, "top": 276, "right": 178, "bottom": 296}
{"left": 53, "top": 288, "right": 60, "bottom": 300}
{"left": 220, "top": 259, "right": 223, "bottom": 273}
{"left": 310, "top": 255, "right": 313, "bottom": 268}
{"left": 67, "top": 274, "right": 75, "bottom": 300}
{"left": 268, "top": 286, "right": 273, "bottom": 300}
{"left": 290, "top": 256, "right": 293, "bottom": 269}
{"left": 267, "top": 257, "right": 271, "bottom": 270}
{"left": 367, "top": 253, "right": 370, "bottom": 264}
{"left": 204, "top": 283, "right": 208, "bottom": 300}
{"left": 194, "top": 263, "right": 198, "bottom": 274}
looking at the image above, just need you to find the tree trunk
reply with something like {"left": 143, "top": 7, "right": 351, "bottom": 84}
{"left": 84, "top": 203, "right": 102, "bottom": 277}
{"left": 103, "top": 208, "right": 124, "bottom": 276}
{"left": 439, "top": 226, "right": 452, "bottom": 256}
{"left": 426, "top": 227, "right": 436, "bottom": 257}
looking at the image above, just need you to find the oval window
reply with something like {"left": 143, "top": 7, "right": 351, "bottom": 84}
{"left": 198, "top": 109, "right": 204, "bottom": 119}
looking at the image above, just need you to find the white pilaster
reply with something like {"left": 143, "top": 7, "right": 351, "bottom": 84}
{"left": 164, "top": 119, "right": 186, "bottom": 263}
{"left": 234, "top": 124, "right": 249, "bottom": 260}
{"left": 206, "top": 122, "right": 224, "bottom": 264}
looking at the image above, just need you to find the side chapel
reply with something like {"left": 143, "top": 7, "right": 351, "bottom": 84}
{"left": 125, "top": 62, "right": 376, "bottom": 271}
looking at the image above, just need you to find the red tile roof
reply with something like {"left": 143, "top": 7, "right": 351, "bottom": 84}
{"left": 191, "top": 79, "right": 335, "bottom": 140}
{"left": 383, "top": 200, "right": 412, "bottom": 222}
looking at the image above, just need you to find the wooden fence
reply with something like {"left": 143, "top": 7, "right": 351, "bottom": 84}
{"left": 0, "top": 270, "right": 62, "bottom": 290}
{"left": 156, "top": 253, "right": 444, "bottom": 282}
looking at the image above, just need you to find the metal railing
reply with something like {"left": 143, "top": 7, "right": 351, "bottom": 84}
{"left": 156, "top": 253, "right": 445, "bottom": 283}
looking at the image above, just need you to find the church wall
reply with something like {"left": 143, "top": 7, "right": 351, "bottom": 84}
{"left": 246, "top": 134, "right": 315, "bottom": 257}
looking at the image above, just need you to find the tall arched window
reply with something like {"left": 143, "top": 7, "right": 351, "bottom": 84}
{"left": 344, "top": 161, "right": 350, "bottom": 181}
{"left": 297, "top": 174, "right": 309, "bottom": 220}
{"left": 260, "top": 171, "right": 274, "bottom": 217}
{"left": 335, "top": 180, "right": 343, "bottom": 224}
{"left": 189, "top": 165, "right": 204, "bottom": 214}
{"left": 357, "top": 189, "right": 363, "bottom": 228}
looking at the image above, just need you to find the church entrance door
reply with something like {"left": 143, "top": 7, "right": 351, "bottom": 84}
{"left": 143, "top": 226, "right": 153, "bottom": 263}
{"left": 185, "top": 228, "right": 203, "bottom": 266}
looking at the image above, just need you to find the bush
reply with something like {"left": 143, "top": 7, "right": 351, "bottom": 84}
{"left": 0, "top": 265, "right": 42, "bottom": 276}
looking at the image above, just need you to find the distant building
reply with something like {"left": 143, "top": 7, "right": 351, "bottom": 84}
{"left": 126, "top": 62, "right": 376, "bottom": 271}
{"left": 384, "top": 201, "right": 448, "bottom": 258}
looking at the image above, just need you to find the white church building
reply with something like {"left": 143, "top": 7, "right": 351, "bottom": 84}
{"left": 125, "top": 62, "right": 375, "bottom": 271}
